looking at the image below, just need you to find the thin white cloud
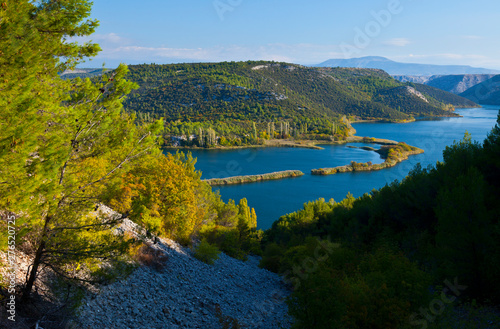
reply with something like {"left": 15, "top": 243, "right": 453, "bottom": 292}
{"left": 103, "top": 44, "right": 297, "bottom": 63}
{"left": 406, "top": 53, "right": 488, "bottom": 61}
{"left": 383, "top": 38, "right": 410, "bottom": 47}
{"left": 92, "top": 40, "right": 345, "bottom": 64}
{"left": 95, "top": 33, "right": 125, "bottom": 44}
{"left": 461, "top": 35, "right": 484, "bottom": 40}
{"left": 111, "top": 46, "right": 210, "bottom": 60}
{"left": 77, "top": 33, "right": 500, "bottom": 70}
{"left": 71, "top": 32, "right": 345, "bottom": 65}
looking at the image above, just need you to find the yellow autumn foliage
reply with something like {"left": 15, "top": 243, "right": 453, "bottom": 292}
{"left": 107, "top": 152, "right": 206, "bottom": 244}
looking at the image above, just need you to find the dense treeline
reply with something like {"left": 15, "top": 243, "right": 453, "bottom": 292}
{"left": 260, "top": 116, "right": 500, "bottom": 328}
{"left": 162, "top": 116, "right": 353, "bottom": 147}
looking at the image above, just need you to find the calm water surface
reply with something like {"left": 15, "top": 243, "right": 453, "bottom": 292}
{"left": 171, "top": 106, "right": 499, "bottom": 229}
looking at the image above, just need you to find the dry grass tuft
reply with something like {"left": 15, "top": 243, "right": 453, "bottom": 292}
{"left": 133, "top": 244, "right": 168, "bottom": 271}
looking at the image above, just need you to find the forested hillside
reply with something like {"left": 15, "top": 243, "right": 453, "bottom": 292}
{"left": 120, "top": 62, "right": 476, "bottom": 147}
{"left": 411, "top": 82, "right": 478, "bottom": 108}
{"left": 124, "top": 62, "right": 476, "bottom": 122}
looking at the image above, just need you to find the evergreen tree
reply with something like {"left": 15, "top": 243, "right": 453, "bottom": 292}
{"left": 0, "top": 0, "right": 161, "bottom": 301}
{"left": 435, "top": 167, "right": 492, "bottom": 298}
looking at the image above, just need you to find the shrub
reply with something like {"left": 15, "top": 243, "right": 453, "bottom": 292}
{"left": 133, "top": 243, "right": 168, "bottom": 271}
{"left": 215, "top": 305, "right": 241, "bottom": 329}
{"left": 259, "top": 242, "right": 285, "bottom": 272}
{"left": 202, "top": 226, "right": 246, "bottom": 260}
{"left": 193, "top": 239, "right": 220, "bottom": 265}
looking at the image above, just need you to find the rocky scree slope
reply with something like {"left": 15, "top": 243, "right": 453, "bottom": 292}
{"left": 76, "top": 207, "right": 292, "bottom": 329}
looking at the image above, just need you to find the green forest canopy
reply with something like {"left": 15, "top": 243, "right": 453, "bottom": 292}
{"left": 123, "top": 62, "right": 476, "bottom": 124}
{"left": 260, "top": 119, "right": 500, "bottom": 328}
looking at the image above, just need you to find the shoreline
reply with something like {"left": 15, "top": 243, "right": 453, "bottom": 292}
{"left": 164, "top": 135, "right": 401, "bottom": 151}
{"left": 164, "top": 139, "right": 324, "bottom": 151}
{"left": 170, "top": 137, "right": 424, "bottom": 185}
{"left": 311, "top": 143, "right": 424, "bottom": 176}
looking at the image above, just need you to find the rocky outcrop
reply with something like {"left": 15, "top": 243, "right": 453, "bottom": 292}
{"left": 392, "top": 75, "right": 432, "bottom": 84}
{"left": 399, "top": 86, "right": 428, "bottom": 102}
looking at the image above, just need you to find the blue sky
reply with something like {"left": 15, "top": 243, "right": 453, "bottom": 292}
{"left": 77, "top": 0, "right": 500, "bottom": 69}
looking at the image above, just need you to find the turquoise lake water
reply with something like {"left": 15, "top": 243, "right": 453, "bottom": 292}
{"left": 170, "top": 106, "right": 499, "bottom": 229}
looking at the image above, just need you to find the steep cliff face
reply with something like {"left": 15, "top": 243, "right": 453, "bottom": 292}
{"left": 459, "top": 75, "right": 500, "bottom": 105}
{"left": 426, "top": 74, "right": 497, "bottom": 94}
{"left": 392, "top": 75, "right": 432, "bottom": 84}
{"left": 393, "top": 74, "right": 497, "bottom": 94}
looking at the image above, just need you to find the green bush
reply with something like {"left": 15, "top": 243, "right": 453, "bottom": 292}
{"left": 259, "top": 242, "right": 285, "bottom": 272}
{"left": 193, "top": 239, "right": 220, "bottom": 265}
{"left": 203, "top": 226, "right": 245, "bottom": 259}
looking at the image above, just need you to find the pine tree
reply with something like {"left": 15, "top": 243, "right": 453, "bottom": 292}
{"left": 435, "top": 167, "right": 492, "bottom": 298}
{"left": 0, "top": 0, "right": 161, "bottom": 301}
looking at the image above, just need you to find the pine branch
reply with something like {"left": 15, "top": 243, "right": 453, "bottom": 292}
{"left": 67, "top": 132, "right": 153, "bottom": 197}
{"left": 50, "top": 218, "right": 123, "bottom": 231}
{"left": 41, "top": 263, "right": 106, "bottom": 284}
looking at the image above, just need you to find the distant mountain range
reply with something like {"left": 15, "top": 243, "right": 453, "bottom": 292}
{"left": 316, "top": 56, "right": 500, "bottom": 76}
